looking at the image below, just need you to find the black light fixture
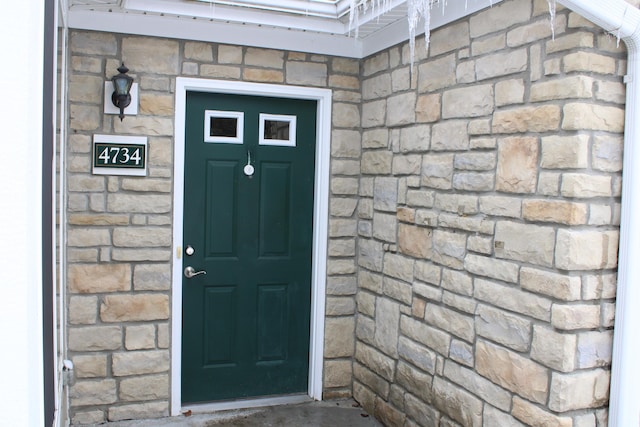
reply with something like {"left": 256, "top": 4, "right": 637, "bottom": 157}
{"left": 111, "top": 64, "right": 134, "bottom": 121}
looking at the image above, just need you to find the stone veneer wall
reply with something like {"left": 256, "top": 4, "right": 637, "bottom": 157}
{"left": 65, "top": 32, "right": 362, "bottom": 424}
{"left": 353, "top": 0, "right": 625, "bottom": 426}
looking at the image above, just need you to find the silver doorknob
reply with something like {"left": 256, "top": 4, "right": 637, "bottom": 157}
{"left": 184, "top": 266, "right": 207, "bottom": 278}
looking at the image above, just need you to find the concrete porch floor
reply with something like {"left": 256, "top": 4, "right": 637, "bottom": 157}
{"left": 78, "top": 399, "right": 382, "bottom": 427}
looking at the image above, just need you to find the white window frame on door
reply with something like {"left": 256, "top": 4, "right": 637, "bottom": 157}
{"left": 172, "top": 78, "right": 331, "bottom": 416}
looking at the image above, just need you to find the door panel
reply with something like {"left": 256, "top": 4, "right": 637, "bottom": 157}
{"left": 182, "top": 91, "right": 316, "bottom": 403}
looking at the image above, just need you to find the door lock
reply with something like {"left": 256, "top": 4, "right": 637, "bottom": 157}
{"left": 184, "top": 266, "right": 207, "bottom": 278}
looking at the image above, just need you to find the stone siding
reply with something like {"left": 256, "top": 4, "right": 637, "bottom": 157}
{"left": 66, "top": 33, "right": 360, "bottom": 424}
{"left": 354, "top": 0, "right": 623, "bottom": 425}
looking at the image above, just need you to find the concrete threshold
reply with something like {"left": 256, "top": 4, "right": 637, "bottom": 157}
{"left": 80, "top": 399, "right": 382, "bottom": 427}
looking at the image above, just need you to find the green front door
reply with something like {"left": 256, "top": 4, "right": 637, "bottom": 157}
{"left": 181, "top": 91, "right": 317, "bottom": 404}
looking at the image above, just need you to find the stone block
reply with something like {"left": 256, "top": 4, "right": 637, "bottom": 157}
{"left": 540, "top": 134, "right": 590, "bottom": 169}
{"left": 386, "top": 92, "right": 416, "bottom": 126}
{"left": 444, "top": 361, "right": 512, "bottom": 412}
{"left": 139, "top": 93, "right": 174, "bottom": 116}
{"left": 432, "top": 230, "right": 466, "bottom": 269}
{"left": 422, "top": 153, "right": 454, "bottom": 190}
{"left": 562, "top": 103, "right": 624, "bottom": 132}
{"left": 593, "top": 135, "right": 623, "bottom": 172}
{"left": 483, "top": 406, "right": 526, "bottom": 427}
{"left": 400, "top": 125, "right": 431, "bottom": 153}
{"left": 373, "top": 177, "right": 398, "bottom": 212}
{"left": 432, "top": 376, "right": 482, "bottom": 427}
{"left": 111, "top": 248, "right": 171, "bottom": 262}
{"left": 577, "top": 330, "right": 613, "bottom": 369}
{"left": 69, "top": 104, "right": 101, "bottom": 131}
{"left": 476, "top": 48, "right": 528, "bottom": 81}
{"left": 596, "top": 81, "right": 625, "bottom": 104}
{"left": 435, "top": 193, "right": 478, "bottom": 215}
{"left": 474, "top": 279, "right": 552, "bottom": 322}
{"left": 563, "top": 52, "right": 616, "bottom": 74}
{"left": 531, "top": 325, "right": 577, "bottom": 372}
{"left": 470, "top": 0, "right": 531, "bottom": 37}
{"left": 495, "top": 220, "right": 555, "bottom": 267}
{"left": 416, "top": 94, "right": 441, "bottom": 123}
{"left": 476, "top": 340, "right": 549, "bottom": 404}
{"left": 406, "top": 190, "right": 435, "bottom": 208}
{"left": 123, "top": 37, "right": 179, "bottom": 74}
{"left": 520, "top": 267, "right": 581, "bottom": 301}
{"left": 157, "top": 323, "right": 170, "bottom": 349}
{"left": 398, "top": 224, "right": 432, "bottom": 259}
{"left": 245, "top": 48, "right": 283, "bottom": 68}
{"left": 493, "top": 105, "right": 561, "bottom": 134}
{"left": 324, "top": 317, "right": 355, "bottom": 358}
{"left": 507, "top": 15, "right": 565, "bottom": 47}
{"left": 112, "top": 350, "right": 170, "bottom": 376}
{"left": 133, "top": 264, "right": 171, "bottom": 291}
{"left": 332, "top": 103, "right": 360, "bottom": 128}
{"left": 326, "top": 258, "right": 356, "bottom": 275}
{"left": 69, "top": 295, "right": 98, "bottom": 325}
{"left": 479, "top": 195, "right": 521, "bottom": 218}
{"left": 331, "top": 129, "right": 361, "bottom": 158}
{"left": 362, "top": 129, "right": 388, "bottom": 149}
{"left": 356, "top": 341, "right": 396, "bottom": 381}
{"left": 476, "top": 304, "right": 531, "bottom": 352}
{"left": 404, "top": 394, "right": 439, "bottom": 426}
{"left": 400, "top": 315, "right": 451, "bottom": 356}
{"left": 425, "top": 304, "right": 474, "bottom": 343}
{"left": 71, "top": 410, "right": 105, "bottom": 425}
{"left": 555, "top": 229, "right": 619, "bottom": 270}
{"left": 552, "top": 303, "right": 601, "bottom": 330}
{"left": 546, "top": 32, "right": 594, "bottom": 53}
{"left": 549, "top": 370, "right": 610, "bottom": 411}
{"left": 324, "top": 360, "right": 352, "bottom": 388}
{"left": 449, "top": 339, "right": 474, "bottom": 367}
{"left": 438, "top": 213, "right": 494, "bottom": 235}
{"left": 582, "top": 273, "right": 617, "bottom": 300}
{"left": 430, "top": 21, "right": 470, "bottom": 56}
{"left": 464, "top": 253, "right": 518, "bottom": 283}
{"left": 531, "top": 76, "right": 594, "bottom": 103}
{"left": 68, "top": 75, "right": 104, "bottom": 104}
{"left": 454, "top": 152, "right": 496, "bottom": 172}
{"left": 326, "top": 296, "right": 356, "bottom": 316}
{"left": 418, "top": 54, "right": 456, "bottom": 92}
{"left": 125, "top": 324, "right": 156, "bottom": 350}
{"left": 383, "top": 253, "right": 414, "bottom": 283}
{"left": 328, "top": 238, "right": 356, "bottom": 257}
{"left": 200, "top": 64, "right": 241, "bottom": 79}
{"left": 329, "top": 74, "right": 360, "bottom": 90}
{"left": 496, "top": 136, "right": 539, "bottom": 193}
{"left": 68, "top": 263, "right": 131, "bottom": 293}
{"left": 443, "top": 84, "right": 494, "bottom": 119}
{"left": 431, "top": 120, "right": 469, "bottom": 151}
{"left": 363, "top": 51, "right": 389, "bottom": 76}
{"left": 332, "top": 159, "right": 360, "bottom": 176}
{"left": 358, "top": 238, "right": 383, "bottom": 272}
{"left": 113, "top": 227, "right": 171, "bottom": 248}
{"left": 218, "top": 45, "right": 242, "bottom": 64}
{"left": 512, "top": 396, "right": 572, "bottom": 427}
{"left": 362, "top": 73, "right": 391, "bottom": 100}
{"left": 107, "top": 194, "right": 171, "bottom": 213}
{"left": 242, "top": 68, "right": 284, "bottom": 83}
{"left": 73, "top": 354, "right": 108, "bottom": 378}
{"left": 331, "top": 177, "right": 359, "bottom": 196}
{"left": 353, "top": 362, "right": 389, "bottom": 400}
{"left": 108, "top": 402, "right": 169, "bottom": 422}
{"left": 453, "top": 172, "right": 494, "bottom": 192}
{"left": 362, "top": 100, "right": 386, "bottom": 128}
{"left": 333, "top": 57, "right": 360, "bottom": 75}
{"left": 286, "top": 62, "right": 327, "bottom": 86}
{"left": 414, "top": 260, "right": 441, "bottom": 286}
{"left": 395, "top": 361, "right": 433, "bottom": 402}
{"left": 440, "top": 269, "right": 472, "bottom": 297}
{"left": 398, "top": 336, "right": 437, "bottom": 374}
{"left": 523, "top": 199, "right": 587, "bottom": 225}
{"left": 119, "top": 374, "right": 169, "bottom": 401}
{"left": 70, "top": 379, "right": 117, "bottom": 407}
{"left": 100, "top": 294, "right": 170, "bottom": 322}
{"left": 372, "top": 213, "right": 397, "bottom": 243}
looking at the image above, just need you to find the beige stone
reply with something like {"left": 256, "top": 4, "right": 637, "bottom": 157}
{"left": 71, "top": 31, "right": 117, "bottom": 55}
{"left": 552, "top": 304, "right": 601, "bottom": 331}
{"left": 398, "top": 224, "right": 432, "bottom": 258}
{"left": 470, "top": 0, "right": 531, "bottom": 37}
{"left": 476, "top": 304, "right": 531, "bottom": 352}
{"left": 493, "top": 105, "right": 561, "bottom": 134}
{"left": 363, "top": 51, "right": 389, "bottom": 76}
{"left": 507, "top": 15, "right": 565, "bottom": 47}
{"left": 324, "top": 360, "right": 353, "bottom": 388}
{"left": 395, "top": 361, "right": 433, "bottom": 402}
{"left": 200, "top": 64, "right": 241, "bottom": 79}
{"left": 523, "top": 200, "right": 587, "bottom": 225}
{"left": 531, "top": 325, "right": 577, "bottom": 372}
{"left": 549, "top": 370, "right": 610, "bottom": 411}
{"left": 425, "top": 304, "right": 474, "bottom": 343}
{"left": 563, "top": 52, "right": 617, "bottom": 74}
{"left": 68, "top": 74, "right": 104, "bottom": 103}
{"left": 69, "top": 295, "right": 98, "bottom": 325}
{"left": 113, "top": 227, "right": 171, "bottom": 248}
{"left": 68, "top": 263, "right": 131, "bottom": 293}
{"left": 68, "top": 325, "right": 122, "bottom": 351}
{"left": 286, "top": 62, "right": 327, "bottom": 86}
{"left": 431, "top": 120, "right": 469, "bottom": 151}
{"left": 416, "top": 94, "right": 441, "bottom": 123}
{"left": 113, "top": 116, "right": 174, "bottom": 136}
{"left": 547, "top": 32, "right": 594, "bottom": 53}
{"left": 324, "top": 317, "right": 355, "bottom": 358}
{"left": 100, "top": 294, "right": 170, "bottom": 322}
{"left": 418, "top": 54, "right": 456, "bottom": 92}
{"left": 512, "top": 396, "right": 573, "bottom": 427}
{"left": 138, "top": 93, "right": 174, "bottom": 116}
{"left": 541, "top": 134, "right": 590, "bottom": 169}
{"left": 73, "top": 354, "right": 108, "bottom": 378}
{"left": 555, "top": 229, "right": 619, "bottom": 270}
{"left": 362, "top": 100, "right": 386, "bottom": 128}
{"left": 521, "top": 267, "right": 581, "bottom": 301}
{"left": 442, "top": 84, "right": 494, "bottom": 119}
{"left": 69, "top": 104, "right": 100, "bottom": 130}
{"left": 112, "top": 350, "right": 170, "bottom": 376}
{"left": 561, "top": 173, "right": 612, "bottom": 198}
{"left": 386, "top": 92, "right": 416, "bottom": 126}
{"left": 430, "top": 21, "right": 470, "bottom": 56}
{"left": 443, "top": 361, "right": 512, "bottom": 412}
{"left": 476, "top": 340, "right": 549, "bottom": 404}
{"left": 475, "top": 49, "right": 528, "bottom": 81}
{"left": 495, "top": 79, "right": 525, "bottom": 106}
{"left": 531, "top": 76, "right": 594, "bottom": 102}
{"left": 432, "top": 229, "right": 466, "bottom": 269}
{"left": 119, "top": 374, "right": 169, "bottom": 401}
{"left": 563, "top": 103, "right": 624, "bottom": 132}
{"left": 432, "top": 377, "right": 482, "bottom": 427}
{"left": 125, "top": 324, "right": 156, "bottom": 350}
{"left": 70, "top": 379, "right": 117, "bottom": 407}
{"left": 496, "top": 136, "right": 539, "bottom": 193}
{"left": 218, "top": 45, "right": 242, "bottom": 64}
{"left": 474, "top": 279, "right": 552, "bottom": 322}
{"left": 242, "top": 68, "right": 284, "bottom": 83}
{"left": 464, "top": 254, "right": 518, "bottom": 284}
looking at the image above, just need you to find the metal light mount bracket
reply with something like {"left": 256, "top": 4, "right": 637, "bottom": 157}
{"left": 111, "top": 64, "right": 134, "bottom": 121}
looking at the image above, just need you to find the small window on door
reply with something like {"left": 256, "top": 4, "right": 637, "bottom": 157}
{"left": 205, "top": 110, "right": 244, "bottom": 144}
{"left": 259, "top": 114, "right": 296, "bottom": 147}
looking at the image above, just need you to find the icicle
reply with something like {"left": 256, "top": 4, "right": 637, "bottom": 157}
{"left": 547, "top": 0, "right": 556, "bottom": 40}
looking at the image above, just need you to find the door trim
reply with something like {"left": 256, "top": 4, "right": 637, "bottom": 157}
{"left": 171, "top": 78, "right": 331, "bottom": 416}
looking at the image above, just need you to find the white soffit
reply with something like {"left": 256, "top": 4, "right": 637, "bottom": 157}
{"left": 66, "top": 0, "right": 503, "bottom": 58}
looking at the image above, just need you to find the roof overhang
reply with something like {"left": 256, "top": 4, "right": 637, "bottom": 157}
{"left": 66, "top": 0, "right": 503, "bottom": 58}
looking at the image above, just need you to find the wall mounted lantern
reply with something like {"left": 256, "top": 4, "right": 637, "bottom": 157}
{"left": 111, "top": 64, "right": 134, "bottom": 121}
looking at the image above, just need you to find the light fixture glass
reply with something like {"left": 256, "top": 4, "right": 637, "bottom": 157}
{"left": 111, "top": 64, "right": 134, "bottom": 121}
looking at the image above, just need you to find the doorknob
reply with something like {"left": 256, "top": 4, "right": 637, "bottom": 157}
{"left": 184, "top": 266, "right": 207, "bottom": 278}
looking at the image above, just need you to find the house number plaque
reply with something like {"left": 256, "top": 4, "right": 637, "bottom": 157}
{"left": 92, "top": 134, "right": 148, "bottom": 176}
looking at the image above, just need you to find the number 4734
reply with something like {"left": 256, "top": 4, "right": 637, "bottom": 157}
{"left": 98, "top": 146, "right": 142, "bottom": 165}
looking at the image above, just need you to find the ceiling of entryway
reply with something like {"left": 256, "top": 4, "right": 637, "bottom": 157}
{"left": 64, "top": 0, "right": 500, "bottom": 58}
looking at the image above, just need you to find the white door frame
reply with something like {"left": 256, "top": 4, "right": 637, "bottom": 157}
{"left": 171, "top": 78, "right": 331, "bottom": 416}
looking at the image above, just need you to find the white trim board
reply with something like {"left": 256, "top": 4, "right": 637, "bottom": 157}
{"left": 171, "top": 78, "right": 331, "bottom": 416}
